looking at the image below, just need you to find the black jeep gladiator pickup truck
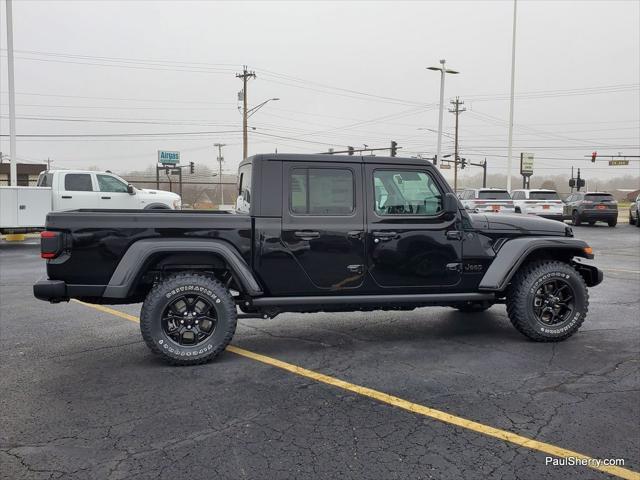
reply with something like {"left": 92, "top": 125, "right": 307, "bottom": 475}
{"left": 34, "top": 154, "right": 603, "bottom": 365}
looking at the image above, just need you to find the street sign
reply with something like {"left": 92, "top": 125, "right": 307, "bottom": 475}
{"left": 440, "top": 164, "right": 451, "bottom": 169}
{"left": 158, "top": 150, "right": 180, "bottom": 165}
{"left": 520, "top": 152, "right": 534, "bottom": 175}
{"left": 609, "top": 159, "right": 629, "bottom": 166}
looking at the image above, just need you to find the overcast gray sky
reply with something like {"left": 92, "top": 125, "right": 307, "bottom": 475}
{"left": 1, "top": 0, "right": 639, "bottom": 184}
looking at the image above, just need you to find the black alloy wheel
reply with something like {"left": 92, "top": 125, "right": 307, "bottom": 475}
{"left": 532, "top": 278, "right": 575, "bottom": 327}
{"left": 162, "top": 293, "right": 217, "bottom": 346}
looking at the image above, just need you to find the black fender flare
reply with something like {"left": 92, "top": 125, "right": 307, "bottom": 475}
{"left": 478, "top": 237, "right": 595, "bottom": 292}
{"left": 103, "top": 238, "right": 263, "bottom": 298}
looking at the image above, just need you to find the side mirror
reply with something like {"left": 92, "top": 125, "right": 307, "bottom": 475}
{"left": 444, "top": 192, "right": 459, "bottom": 215}
{"left": 127, "top": 184, "right": 135, "bottom": 195}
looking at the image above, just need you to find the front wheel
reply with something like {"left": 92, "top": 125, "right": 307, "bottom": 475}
{"left": 608, "top": 219, "right": 617, "bottom": 227}
{"left": 506, "top": 261, "right": 588, "bottom": 342}
{"left": 140, "top": 273, "right": 237, "bottom": 365}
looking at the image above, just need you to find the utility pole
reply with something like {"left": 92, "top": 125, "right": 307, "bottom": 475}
{"left": 483, "top": 158, "right": 487, "bottom": 188}
{"left": 214, "top": 143, "right": 226, "bottom": 205}
{"left": 449, "top": 97, "right": 465, "bottom": 192}
{"left": 236, "top": 66, "right": 256, "bottom": 161}
{"left": 47, "top": 157, "right": 51, "bottom": 170}
{"left": 427, "top": 60, "right": 459, "bottom": 166}
{"left": 5, "top": 0, "right": 17, "bottom": 186}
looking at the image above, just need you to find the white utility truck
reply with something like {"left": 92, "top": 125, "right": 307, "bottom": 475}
{"left": 1, "top": 170, "right": 181, "bottom": 234}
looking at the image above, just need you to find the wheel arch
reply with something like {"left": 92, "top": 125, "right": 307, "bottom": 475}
{"left": 479, "top": 237, "right": 595, "bottom": 292}
{"left": 103, "top": 238, "right": 263, "bottom": 299}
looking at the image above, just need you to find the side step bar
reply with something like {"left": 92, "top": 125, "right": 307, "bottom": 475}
{"left": 251, "top": 293, "right": 495, "bottom": 307}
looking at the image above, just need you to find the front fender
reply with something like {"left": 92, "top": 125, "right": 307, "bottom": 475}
{"left": 479, "top": 237, "right": 594, "bottom": 292}
{"left": 103, "top": 238, "right": 263, "bottom": 298}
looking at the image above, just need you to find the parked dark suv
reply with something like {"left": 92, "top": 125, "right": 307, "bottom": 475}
{"left": 563, "top": 192, "right": 618, "bottom": 227}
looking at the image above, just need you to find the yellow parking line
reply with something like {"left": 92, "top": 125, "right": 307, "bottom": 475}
{"left": 71, "top": 299, "right": 639, "bottom": 480}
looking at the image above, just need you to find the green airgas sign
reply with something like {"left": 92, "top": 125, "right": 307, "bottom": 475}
{"left": 158, "top": 150, "right": 180, "bottom": 165}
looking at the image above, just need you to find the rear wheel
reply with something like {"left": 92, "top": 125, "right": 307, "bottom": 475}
{"left": 571, "top": 211, "right": 581, "bottom": 226}
{"left": 588, "top": 221, "right": 595, "bottom": 226}
{"left": 608, "top": 218, "right": 617, "bottom": 227}
{"left": 506, "top": 260, "right": 588, "bottom": 342}
{"left": 140, "top": 272, "right": 237, "bottom": 365}
{"left": 636, "top": 211, "right": 640, "bottom": 227}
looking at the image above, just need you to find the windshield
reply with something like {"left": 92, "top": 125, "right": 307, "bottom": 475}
{"left": 478, "top": 190, "right": 511, "bottom": 200}
{"left": 530, "top": 191, "right": 559, "bottom": 200}
{"left": 585, "top": 194, "right": 615, "bottom": 202}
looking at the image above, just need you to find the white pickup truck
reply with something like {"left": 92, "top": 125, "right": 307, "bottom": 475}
{"left": 1, "top": 169, "right": 181, "bottom": 234}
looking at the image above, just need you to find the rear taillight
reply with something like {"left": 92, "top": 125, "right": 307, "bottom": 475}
{"left": 40, "top": 231, "right": 63, "bottom": 259}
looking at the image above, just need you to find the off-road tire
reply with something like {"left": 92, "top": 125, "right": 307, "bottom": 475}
{"left": 571, "top": 211, "right": 581, "bottom": 226}
{"left": 629, "top": 214, "right": 634, "bottom": 225}
{"left": 452, "top": 301, "right": 494, "bottom": 313}
{"left": 636, "top": 211, "right": 640, "bottom": 227}
{"left": 608, "top": 219, "right": 617, "bottom": 227}
{"left": 506, "top": 260, "right": 588, "bottom": 342}
{"left": 140, "top": 272, "right": 237, "bottom": 365}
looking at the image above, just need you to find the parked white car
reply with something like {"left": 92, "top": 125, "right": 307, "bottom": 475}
{"left": 1, "top": 170, "right": 181, "bottom": 234}
{"left": 36, "top": 170, "right": 181, "bottom": 211}
{"left": 459, "top": 188, "right": 515, "bottom": 214}
{"left": 511, "top": 189, "right": 564, "bottom": 221}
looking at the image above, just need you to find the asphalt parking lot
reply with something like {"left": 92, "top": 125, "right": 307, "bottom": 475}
{"left": 1, "top": 224, "right": 638, "bottom": 480}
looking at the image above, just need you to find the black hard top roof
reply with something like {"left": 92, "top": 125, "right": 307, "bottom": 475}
{"left": 245, "top": 153, "right": 435, "bottom": 167}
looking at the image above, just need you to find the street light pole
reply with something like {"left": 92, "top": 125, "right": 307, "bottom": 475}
{"left": 5, "top": 0, "right": 17, "bottom": 186}
{"left": 506, "top": 0, "right": 518, "bottom": 191}
{"left": 427, "top": 59, "right": 458, "bottom": 166}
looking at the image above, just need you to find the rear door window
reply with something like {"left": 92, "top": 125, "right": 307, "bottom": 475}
{"left": 290, "top": 168, "right": 354, "bottom": 215}
{"left": 64, "top": 174, "right": 93, "bottom": 192}
{"left": 478, "top": 190, "right": 511, "bottom": 200}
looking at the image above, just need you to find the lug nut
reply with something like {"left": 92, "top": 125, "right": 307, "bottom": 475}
{"left": 180, "top": 320, "right": 184, "bottom": 324}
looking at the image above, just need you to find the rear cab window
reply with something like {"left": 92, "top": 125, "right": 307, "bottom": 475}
{"left": 478, "top": 190, "right": 511, "bottom": 200}
{"left": 236, "top": 163, "right": 252, "bottom": 213}
{"left": 37, "top": 173, "right": 53, "bottom": 187}
{"left": 64, "top": 174, "right": 93, "bottom": 192}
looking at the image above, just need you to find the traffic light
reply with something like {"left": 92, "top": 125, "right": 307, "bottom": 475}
{"left": 569, "top": 178, "right": 576, "bottom": 188}
{"left": 348, "top": 146, "right": 354, "bottom": 156}
{"left": 390, "top": 141, "right": 398, "bottom": 157}
{"left": 460, "top": 157, "right": 466, "bottom": 169}
{"left": 189, "top": 161, "right": 195, "bottom": 174}
{"left": 591, "top": 151, "right": 597, "bottom": 163}
{"left": 577, "top": 178, "right": 585, "bottom": 189}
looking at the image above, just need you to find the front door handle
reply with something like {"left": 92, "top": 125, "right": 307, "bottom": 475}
{"left": 446, "top": 230, "right": 463, "bottom": 240}
{"left": 61, "top": 195, "right": 72, "bottom": 199}
{"left": 294, "top": 231, "right": 320, "bottom": 240}
{"left": 101, "top": 196, "right": 111, "bottom": 200}
{"left": 347, "top": 264, "right": 364, "bottom": 274}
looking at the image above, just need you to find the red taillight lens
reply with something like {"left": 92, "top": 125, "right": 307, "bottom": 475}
{"left": 40, "top": 231, "right": 63, "bottom": 259}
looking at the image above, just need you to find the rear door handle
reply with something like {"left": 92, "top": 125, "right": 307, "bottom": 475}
{"left": 372, "top": 231, "right": 396, "bottom": 238}
{"left": 446, "top": 230, "right": 463, "bottom": 240}
{"left": 101, "top": 196, "right": 111, "bottom": 200}
{"left": 294, "top": 231, "right": 320, "bottom": 239}
{"left": 61, "top": 195, "right": 72, "bottom": 199}
{"left": 347, "top": 230, "right": 363, "bottom": 239}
